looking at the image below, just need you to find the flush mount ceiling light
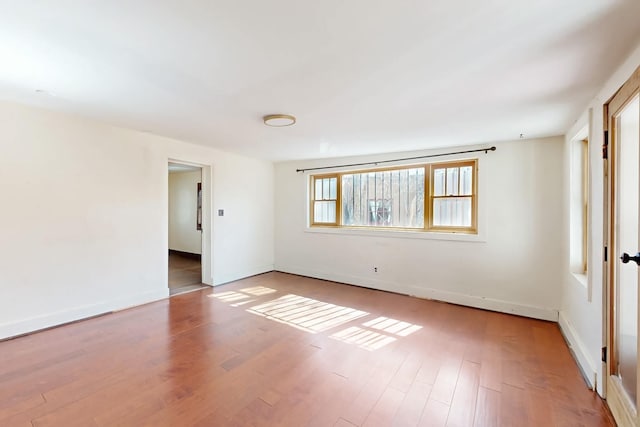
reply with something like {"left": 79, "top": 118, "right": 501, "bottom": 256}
{"left": 263, "top": 114, "right": 296, "bottom": 127}
{"left": 35, "top": 89, "right": 56, "bottom": 97}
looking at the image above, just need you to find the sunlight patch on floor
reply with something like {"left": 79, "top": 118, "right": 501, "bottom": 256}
{"left": 247, "top": 294, "right": 368, "bottom": 333}
{"left": 362, "top": 316, "right": 423, "bottom": 337}
{"left": 330, "top": 326, "right": 397, "bottom": 351}
{"left": 331, "top": 316, "right": 423, "bottom": 351}
{"left": 208, "top": 291, "right": 258, "bottom": 307}
{"left": 240, "top": 286, "right": 278, "bottom": 296}
{"left": 208, "top": 288, "right": 421, "bottom": 351}
{"left": 210, "top": 291, "right": 251, "bottom": 303}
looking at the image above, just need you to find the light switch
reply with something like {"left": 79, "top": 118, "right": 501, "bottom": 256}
{"left": 218, "top": 209, "right": 224, "bottom": 216}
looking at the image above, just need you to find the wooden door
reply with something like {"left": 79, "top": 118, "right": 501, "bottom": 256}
{"left": 606, "top": 66, "right": 640, "bottom": 426}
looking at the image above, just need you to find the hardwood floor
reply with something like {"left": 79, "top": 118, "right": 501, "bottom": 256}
{"left": 0, "top": 272, "right": 614, "bottom": 426}
{"left": 168, "top": 251, "right": 206, "bottom": 295}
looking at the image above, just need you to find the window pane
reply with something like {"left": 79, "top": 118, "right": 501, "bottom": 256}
{"left": 322, "top": 178, "right": 330, "bottom": 200}
{"left": 341, "top": 167, "right": 424, "bottom": 228}
{"left": 368, "top": 199, "right": 392, "bottom": 225}
{"left": 342, "top": 175, "right": 354, "bottom": 225}
{"left": 433, "top": 197, "right": 471, "bottom": 227}
{"left": 460, "top": 166, "right": 472, "bottom": 195}
{"left": 329, "top": 178, "right": 337, "bottom": 199}
{"left": 315, "top": 177, "right": 338, "bottom": 201}
{"left": 314, "top": 201, "right": 336, "bottom": 223}
{"left": 433, "top": 168, "right": 445, "bottom": 196}
{"left": 446, "top": 168, "right": 459, "bottom": 196}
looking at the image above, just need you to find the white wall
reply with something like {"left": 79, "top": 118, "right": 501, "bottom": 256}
{"left": 169, "top": 170, "right": 202, "bottom": 254}
{"left": 561, "top": 40, "right": 640, "bottom": 396}
{"left": 0, "top": 101, "right": 274, "bottom": 339}
{"left": 275, "top": 137, "right": 564, "bottom": 321}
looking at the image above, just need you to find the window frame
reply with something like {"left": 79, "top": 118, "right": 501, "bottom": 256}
{"left": 309, "top": 159, "right": 478, "bottom": 234}
{"left": 581, "top": 138, "right": 589, "bottom": 273}
{"left": 426, "top": 159, "right": 478, "bottom": 234}
{"left": 569, "top": 132, "right": 589, "bottom": 276}
{"left": 309, "top": 173, "right": 340, "bottom": 226}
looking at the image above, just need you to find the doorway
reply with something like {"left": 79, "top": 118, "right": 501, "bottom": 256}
{"left": 168, "top": 162, "right": 207, "bottom": 295}
{"left": 605, "top": 66, "right": 640, "bottom": 426}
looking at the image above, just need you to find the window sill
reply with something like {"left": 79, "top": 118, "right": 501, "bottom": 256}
{"left": 571, "top": 272, "right": 588, "bottom": 288}
{"left": 305, "top": 226, "right": 486, "bottom": 242}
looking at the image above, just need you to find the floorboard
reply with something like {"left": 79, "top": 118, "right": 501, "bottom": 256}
{"left": 168, "top": 251, "right": 206, "bottom": 295}
{"left": 0, "top": 272, "right": 614, "bottom": 426}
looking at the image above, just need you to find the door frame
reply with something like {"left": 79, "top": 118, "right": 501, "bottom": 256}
{"left": 167, "top": 159, "right": 213, "bottom": 286}
{"left": 604, "top": 65, "right": 640, "bottom": 425}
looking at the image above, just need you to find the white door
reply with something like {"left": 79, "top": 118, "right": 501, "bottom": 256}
{"left": 607, "top": 68, "right": 640, "bottom": 426}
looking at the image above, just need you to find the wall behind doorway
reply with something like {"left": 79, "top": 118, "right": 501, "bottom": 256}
{"left": 0, "top": 100, "right": 275, "bottom": 340}
{"left": 169, "top": 169, "right": 202, "bottom": 255}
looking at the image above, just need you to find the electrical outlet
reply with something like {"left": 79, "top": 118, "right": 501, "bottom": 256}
{"left": 373, "top": 266, "right": 378, "bottom": 273}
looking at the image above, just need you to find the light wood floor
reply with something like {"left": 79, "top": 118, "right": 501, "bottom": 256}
{"left": 0, "top": 272, "right": 613, "bottom": 426}
{"left": 168, "top": 251, "right": 206, "bottom": 295}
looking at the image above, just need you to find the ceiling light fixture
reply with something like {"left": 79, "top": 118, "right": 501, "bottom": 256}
{"left": 35, "top": 89, "right": 56, "bottom": 97}
{"left": 263, "top": 114, "right": 296, "bottom": 127}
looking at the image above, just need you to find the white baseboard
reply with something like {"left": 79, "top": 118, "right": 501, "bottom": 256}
{"left": 1, "top": 264, "right": 277, "bottom": 340}
{"left": 558, "top": 310, "right": 598, "bottom": 392}
{"left": 406, "top": 285, "right": 559, "bottom": 321}
{"left": 213, "top": 264, "right": 275, "bottom": 286}
{"left": 276, "top": 265, "right": 559, "bottom": 322}
{"left": 0, "top": 288, "right": 169, "bottom": 341}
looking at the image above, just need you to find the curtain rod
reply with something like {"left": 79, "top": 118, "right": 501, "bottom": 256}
{"left": 296, "top": 146, "right": 496, "bottom": 173}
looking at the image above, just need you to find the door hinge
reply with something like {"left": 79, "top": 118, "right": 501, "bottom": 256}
{"left": 602, "top": 346, "right": 607, "bottom": 363}
{"left": 602, "top": 130, "right": 608, "bottom": 159}
{"left": 604, "top": 246, "right": 608, "bottom": 262}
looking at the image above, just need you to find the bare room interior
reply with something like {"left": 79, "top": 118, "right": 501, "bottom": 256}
{"left": 168, "top": 162, "right": 207, "bottom": 296}
{"left": 2, "top": 1, "right": 640, "bottom": 426}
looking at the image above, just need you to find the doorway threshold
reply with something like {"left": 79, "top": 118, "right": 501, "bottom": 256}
{"left": 170, "top": 284, "right": 209, "bottom": 296}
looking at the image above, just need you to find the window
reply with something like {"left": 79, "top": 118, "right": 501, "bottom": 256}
{"left": 310, "top": 159, "right": 477, "bottom": 233}
{"left": 570, "top": 136, "right": 589, "bottom": 274}
{"left": 311, "top": 175, "right": 338, "bottom": 225}
{"left": 429, "top": 160, "right": 476, "bottom": 231}
{"left": 341, "top": 167, "right": 425, "bottom": 228}
{"left": 581, "top": 138, "right": 588, "bottom": 272}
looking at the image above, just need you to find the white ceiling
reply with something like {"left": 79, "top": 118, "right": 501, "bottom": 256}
{"left": 1, "top": 1, "right": 640, "bottom": 161}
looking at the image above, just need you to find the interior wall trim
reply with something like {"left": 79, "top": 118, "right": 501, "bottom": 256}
{"left": 274, "top": 265, "right": 559, "bottom": 322}
{"left": 0, "top": 289, "right": 169, "bottom": 340}
{"left": 558, "top": 310, "right": 599, "bottom": 394}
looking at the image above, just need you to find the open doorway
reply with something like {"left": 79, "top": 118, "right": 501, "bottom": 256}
{"left": 604, "top": 66, "right": 639, "bottom": 426}
{"left": 168, "top": 162, "right": 207, "bottom": 295}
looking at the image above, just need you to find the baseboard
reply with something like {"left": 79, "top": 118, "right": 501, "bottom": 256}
{"left": 558, "top": 310, "right": 598, "bottom": 392}
{"left": 406, "top": 284, "right": 559, "bottom": 321}
{"left": 276, "top": 265, "right": 559, "bottom": 322}
{"left": 168, "top": 249, "right": 201, "bottom": 261}
{"left": 0, "top": 288, "right": 169, "bottom": 341}
{"left": 213, "top": 264, "right": 275, "bottom": 286}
